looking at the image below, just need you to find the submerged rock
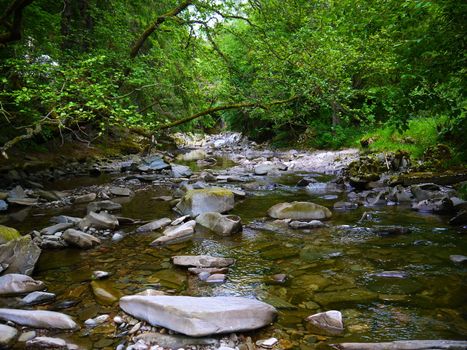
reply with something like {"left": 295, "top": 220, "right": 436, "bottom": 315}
{"left": 175, "top": 188, "right": 235, "bottom": 217}
{"left": 306, "top": 310, "right": 344, "bottom": 336}
{"left": 119, "top": 295, "right": 277, "bottom": 337}
{"left": 90, "top": 280, "right": 119, "bottom": 305}
{"left": 412, "top": 197, "right": 454, "bottom": 213}
{"left": 195, "top": 212, "right": 242, "bottom": 236}
{"left": 172, "top": 255, "right": 235, "bottom": 268}
{"left": 0, "top": 309, "right": 77, "bottom": 330}
{"left": 289, "top": 220, "right": 325, "bottom": 229}
{"left": 267, "top": 201, "right": 332, "bottom": 220}
{"left": 0, "top": 236, "right": 41, "bottom": 275}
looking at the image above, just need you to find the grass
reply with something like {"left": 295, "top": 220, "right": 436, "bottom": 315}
{"left": 360, "top": 117, "right": 441, "bottom": 159}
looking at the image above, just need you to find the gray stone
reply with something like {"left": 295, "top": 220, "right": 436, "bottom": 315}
{"left": 18, "top": 330, "right": 36, "bottom": 342}
{"left": 21, "top": 291, "right": 56, "bottom": 305}
{"left": 254, "top": 164, "right": 279, "bottom": 175}
{"left": 306, "top": 310, "right": 344, "bottom": 336}
{"left": 136, "top": 218, "right": 171, "bottom": 233}
{"left": 150, "top": 221, "right": 196, "bottom": 246}
{"left": 0, "top": 236, "right": 41, "bottom": 275}
{"left": 146, "top": 156, "right": 170, "bottom": 171}
{"left": 289, "top": 220, "right": 325, "bottom": 229}
{"left": 0, "top": 200, "right": 8, "bottom": 212}
{"left": 449, "top": 210, "right": 467, "bottom": 225}
{"left": 171, "top": 164, "right": 193, "bottom": 178}
{"left": 7, "top": 198, "right": 38, "bottom": 206}
{"left": 267, "top": 201, "right": 332, "bottom": 220}
{"left": 79, "top": 211, "right": 118, "bottom": 230}
{"left": 172, "top": 255, "right": 235, "bottom": 268}
{"left": 0, "top": 324, "right": 18, "bottom": 347}
{"left": 50, "top": 216, "right": 81, "bottom": 224}
{"left": 26, "top": 336, "right": 67, "bottom": 349}
{"left": 177, "top": 149, "right": 207, "bottom": 161}
{"left": 135, "top": 332, "right": 219, "bottom": 349}
{"left": 86, "top": 200, "right": 121, "bottom": 213}
{"left": 73, "top": 193, "right": 97, "bottom": 204}
{"left": 412, "top": 197, "right": 454, "bottom": 213}
{"left": 450, "top": 255, "right": 467, "bottom": 264}
{"left": 196, "top": 212, "right": 242, "bottom": 236}
{"left": 62, "top": 229, "right": 101, "bottom": 249}
{"left": 333, "top": 201, "right": 358, "bottom": 210}
{"left": 175, "top": 188, "right": 235, "bottom": 217}
{"left": 330, "top": 340, "right": 467, "bottom": 350}
{"left": 0, "top": 309, "right": 77, "bottom": 329}
{"left": 8, "top": 186, "right": 26, "bottom": 199}
{"left": 92, "top": 270, "right": 110, "bottom": 279}
{"left": 110, "top": 187, "right": 132, "bottom": 196}
{"left": 119, "top": 295, "right": 277, "bottom": 337}
{"left": 40, "top": 223, "right": 73, "bottom": 236}
{"left": 206, "top": 274, "right": 226, "bottom": 283}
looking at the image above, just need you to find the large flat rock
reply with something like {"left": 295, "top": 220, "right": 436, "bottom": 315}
{"left": 0, "top": 309, "right": 77, "bottom": 330}
{"left": 120, "top": 295, "right": 277, "bottom": 337}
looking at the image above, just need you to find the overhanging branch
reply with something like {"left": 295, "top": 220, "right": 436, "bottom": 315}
{"left": 155, "top": 95, "right": 300, "bottom": 131}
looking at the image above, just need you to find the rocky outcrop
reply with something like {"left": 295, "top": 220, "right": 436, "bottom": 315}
{"left": 267, "top": 201, "right": 332, "bottom": 220}
{"left": 120, "top": 295, "right": 277, "bottom": 337}
{"left": 195, "top": 212, "right": 242, "bottom": 236}
{"left": 175, "top": 188, "right": 235, "bottom": 217}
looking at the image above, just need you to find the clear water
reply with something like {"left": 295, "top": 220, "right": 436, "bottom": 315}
{"left": 2, "top": 165, "right": 467, "bottom": 349}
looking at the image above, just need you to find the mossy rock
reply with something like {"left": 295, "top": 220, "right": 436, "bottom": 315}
{"left": 0, "top": 225, "right": 20, "bottom": 244}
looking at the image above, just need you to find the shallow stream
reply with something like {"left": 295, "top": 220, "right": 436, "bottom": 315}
{"left": 2, "top": 157, "right": 466, "bottom": 349}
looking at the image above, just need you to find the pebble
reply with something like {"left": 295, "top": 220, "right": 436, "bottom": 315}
{"left": 114, "top": 316, "right": 124, "bottom": 324}
{"left": 93, "top": 270, "right": 110, "bottom": 279}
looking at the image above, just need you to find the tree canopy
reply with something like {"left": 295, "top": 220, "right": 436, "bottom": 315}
{"left": 0, "top": 0, "right": 465, "bottom": 157}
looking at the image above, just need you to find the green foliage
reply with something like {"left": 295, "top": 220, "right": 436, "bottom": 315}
{"left": 361, "top": 117, "right": 441, "bottom": 158}
{"left": 0, "top": 0, "right": 465, "bottom": 160}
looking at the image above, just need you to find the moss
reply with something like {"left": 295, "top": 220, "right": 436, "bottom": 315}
{"left": 0, "top": 225, "right": 20, "bottom": 244}
{"left": 186, "top": 188, "right": 234, "bottom": 199}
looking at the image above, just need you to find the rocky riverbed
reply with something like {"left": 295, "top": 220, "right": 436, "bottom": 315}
{"left": 0, "top": 132, "right": 466, "bottom": 350}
